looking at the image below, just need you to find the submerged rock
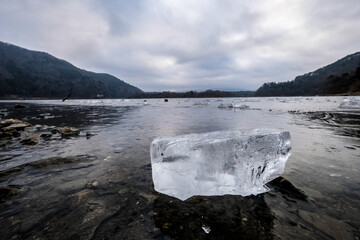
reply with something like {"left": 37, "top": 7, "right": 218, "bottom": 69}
{"left": 57, "top": 126, "right": 80, "bottom": 138}
{"left": 85, "top": 132, "right": 96, "bottom": 139}
{"left": 0, "top": 118, "right": 82, "bottom": 149}
{"left": 51, "top": 128, "right": 59, "bottom": 134}
{"left": 0, "top": 132, "right": 12, "bottom": 140}
{"left": 68, "top": 189, "right": 95, "bottom": 208}
{"left": 87, "top": 181, "right": 99, "bottom": 188}
{"left": 0, "top": 119, "right": 24, "bottom": 128}
{"left": 10, "top": 130, "right": 21, "bottom": 138}
{"left": 20, "top": 135, "right": 39, "bottom": 145}
{"left": 40, "top": 133, "right": 52, "bottom": 140}
{"left": 3, "top": 123, "right": 31, "bottom": 132}
{"left": 0, "top": 140, "right": 11, "bottom": 147}
{"left": 0, "top": 119, "right": 31, "bottom": 138}
{"left": 153, "top": 194, "right": 274, "bottom": 239}
{"left": 267, "top": 177, "right": 307, "bottom": 201}
{"left": 26, "top": 155, "right": 96, "bottom": 168}
{"left": 0, "top": 167, "right": 23, "bottom": 178}
{"left": 0, "top": 185, "right": 21, "bottom": 201}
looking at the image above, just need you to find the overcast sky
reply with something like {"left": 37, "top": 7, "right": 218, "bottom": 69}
{"left": 1, "top": 0, "right": 360, "bottom": 91}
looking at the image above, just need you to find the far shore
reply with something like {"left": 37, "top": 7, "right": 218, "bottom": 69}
{"left": 0, "top": 91, "right": 359, "bottom": 101}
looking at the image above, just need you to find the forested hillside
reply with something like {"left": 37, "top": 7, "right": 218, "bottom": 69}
{"left": 256, "top": 52, "right": 360, "bottom": 96}
{"left": 0, "top": 42, "right": 142, "bottom": 99}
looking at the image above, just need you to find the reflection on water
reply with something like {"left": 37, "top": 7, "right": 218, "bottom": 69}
{"left": 299, "top": 111, "right": 360, "bottom": 138}
{"left": 0, "top": 102, "right": 132, "bottom": 128}
{"left": 0, "top": 103, "right": 138, "bottom": 171}
{"left": 0, "top": 97, "right": 359, "bottom": 239}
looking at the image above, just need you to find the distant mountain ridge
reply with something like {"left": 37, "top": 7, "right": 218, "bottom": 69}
{"left": 324, "top": 64, "right": 360, "bottom": 95}
{"left": 0, "top": 42, "right": 143, "bottom": 98}
{"left": 133, "top": 89, "right": 255, "bottom": 98}
{"left": 256, "top": 52, "right": 360, "bottom": 96}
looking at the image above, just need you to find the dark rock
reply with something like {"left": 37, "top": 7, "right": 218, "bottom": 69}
{"left": 20, "top": 135, "right": 39, "bottom": 145}
{"left": 0, "top": 132, "right": 12, "bottom": 140}
{"left": 67, "top": 189, "right": 95, "bottom": 208}
{"left": 0, "top": 167, "right": 22, "bottom": 178}
{"left": 85, "top": 132, "right": 96, "bottom": 139}
{"left": 0, "top": 119, "right": 23, "bottom": 128}
{"left": 57, "top": 127, "right": 80, "bottom": 138}
{"left": 26, "top": 155, "right": 96, "bottom": 168}
{"left": 267, "top": 177, "right": 307, "bottom": 201}
{"left": 153, "top": 194, "right": 274, "bottom": 240}
{"left": 164, "top": 99, "right": 168, "bottom": 102}
{"left": 14, "top": 104, "right": 26, "bottom": 109}
{"left": 0, "top": 140, "right": 11, "bottom": 147}
{"left": 51, "top": 128, "right": 59, "bottom": 134}
{"left": 0, "top": 185, "right": 21, "bottom": 201}
{"left": 3, "top": 123, "right": 31, "bottom": 132}
{"left": 34, "top": 125, "right": 43, "bottom": 130}
{"left": 142, "top": 164, "right": 152, "bottom": 171}
{"left": 86, "top": 181, "right": 99, "bottom": 189}
{"left": 288, "top": 219, "right": 298, "bottom": 226}
{"left": 345, "top": 146, "right": 356, "bottom": 150}
{"left": 40, "top": 133, "right": 52, "bottom": 140}
{"left": 11, "top": 130, "right": 21, "bottom": 138}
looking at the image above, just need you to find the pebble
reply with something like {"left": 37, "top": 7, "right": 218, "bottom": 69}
{"left": 87, "top": 181, "right": 99, "bottom": 188}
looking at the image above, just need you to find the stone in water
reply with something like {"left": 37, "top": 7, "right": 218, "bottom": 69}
{"left": 150, "top": 129, "right": 291, "bottom": 200}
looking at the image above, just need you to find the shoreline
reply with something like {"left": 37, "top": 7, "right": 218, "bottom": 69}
{"left": 0, "top": 92, "right": 359, "bottom": 101}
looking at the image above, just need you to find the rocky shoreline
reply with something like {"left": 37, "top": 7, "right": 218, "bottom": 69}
{"left": 0, "top": 118, "right": 81, "bottom": 148}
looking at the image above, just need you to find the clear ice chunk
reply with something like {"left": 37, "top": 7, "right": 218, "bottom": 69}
{"left": 150, "top": 129, "right": 291, "bottom": 201}
{"left": 232, "top": 102, "right": 249, "bottom": 109}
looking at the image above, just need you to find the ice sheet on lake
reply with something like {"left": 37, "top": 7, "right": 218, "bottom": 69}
{"left": 339, "top": 99, "right": 360, "bottom": 109}
{"left": 150, "top": 129, "right": 291, "bottom": 200}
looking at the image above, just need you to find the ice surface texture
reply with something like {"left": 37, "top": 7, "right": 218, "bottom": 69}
{"left": 339, "top": 100, "right": 360, "bottom": 109}
{"left": 150, "top": 129, "right": 291, "bottom": 201}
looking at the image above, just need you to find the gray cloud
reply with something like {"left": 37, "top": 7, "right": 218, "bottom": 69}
{"left": 1, "top": 0, "right": 360, "bottom": 91}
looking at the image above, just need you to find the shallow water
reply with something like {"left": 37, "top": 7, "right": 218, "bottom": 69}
{"left": 0, "top": 97, "right": 359, "bottom": 239}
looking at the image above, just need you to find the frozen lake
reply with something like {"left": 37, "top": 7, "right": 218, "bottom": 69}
{"left": 0, "top": 96, "right": 359, "bottom": 239}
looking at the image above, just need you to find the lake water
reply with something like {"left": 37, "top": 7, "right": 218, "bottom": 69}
{"left": 0, "top": 96, "right": 359, "bottom": 239}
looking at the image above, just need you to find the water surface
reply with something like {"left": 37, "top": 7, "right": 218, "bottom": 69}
{"left": 0, "top": 97, "right": 359, "bottom": 239}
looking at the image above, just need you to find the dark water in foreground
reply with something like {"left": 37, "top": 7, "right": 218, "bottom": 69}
{"left": 0, "top": 97, "right": 359, "bottom": 239}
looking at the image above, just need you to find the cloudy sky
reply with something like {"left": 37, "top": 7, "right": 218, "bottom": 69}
{"left": 1, "top": 0, "right": 360, "bottom": 91}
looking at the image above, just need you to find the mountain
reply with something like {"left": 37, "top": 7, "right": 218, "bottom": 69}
{"left": 256, "top": 52, "right": 360, "bottom": 96}
{"left": 324, "top": 65, "right": 360, "bottom": 95}
{"left": 0, "top": 42, "right": 143, "bottom": 99}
